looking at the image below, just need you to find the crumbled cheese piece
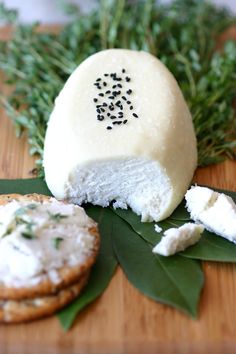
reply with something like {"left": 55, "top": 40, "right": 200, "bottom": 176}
{"left": 152, "top": 223, "right": 204, "bottom": 256}
{"left": 154, "top": 224, "right": 162, "bottom": 233}
{"left": 185, "top": 186, "right": 236, "bottom": 243}
{"left": 0, "top": 198, "right": 96, "bottom": 287}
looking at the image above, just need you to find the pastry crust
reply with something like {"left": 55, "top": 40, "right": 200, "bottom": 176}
{"left": 0, "top": 272, "right": 89, "bottom": 323}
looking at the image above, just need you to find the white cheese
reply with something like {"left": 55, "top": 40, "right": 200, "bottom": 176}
{"left": 154, "top": 224, "right": 163, "bottom": 233}
{"left": 152, "top": 223, "right": 204, "bottom": 256}
{"left": 0, "top": 199, "right": 96, "bottom": 287}
{"left": 185, "top": 185, "right": 236, "bottom": 243}
{"left": 43, "top": 49, "right": 197, "bottom": 222}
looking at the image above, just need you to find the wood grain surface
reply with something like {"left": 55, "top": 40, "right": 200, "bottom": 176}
{"left": 0, "top": 26, "right": 236, "bottom": 354}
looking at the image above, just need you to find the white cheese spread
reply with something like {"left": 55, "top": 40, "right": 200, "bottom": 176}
{"left": 0, "top": 198, "right": 96, "bottom": 287}
{"left": 152, "top": 223, "right": 204, "bottom": 256}
{"left": 185, "top": 185, "right": 236, "bottom": 243}
{"left": 154, "top": 224, "right": 163, "bottom": 233}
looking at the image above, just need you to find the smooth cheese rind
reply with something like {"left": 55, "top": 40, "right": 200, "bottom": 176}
{"left": 153, "top": 223, "right": 204, "bottom": 256}
{"left": 44, "top": 49, "right": 197, "bottom": 221}
{"left": 185, "top": 186, "right": 236, "bottom": 243}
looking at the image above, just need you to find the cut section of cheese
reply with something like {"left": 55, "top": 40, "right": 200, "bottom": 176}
{"left": 153, "top": 223, "right": 204, "bottom": 256}
{"left": 185, "top": 186, "right": 236, "bottom": 243}
{"left": 44, "top": 49, "right": 197, "bottom": 222}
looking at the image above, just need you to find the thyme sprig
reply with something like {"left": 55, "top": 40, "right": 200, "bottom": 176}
{"left": 0, "top": 0, "right": 235, "bottom": 175}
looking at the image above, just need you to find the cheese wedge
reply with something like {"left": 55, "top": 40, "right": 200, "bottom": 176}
{"left": 44, "top": 49, "right": 197, "bottom": 222}
{"left": 185, "top": 186, "right": 236, "bottom": 243}
{"left": 153, "top": 223, "right": 204, "bottom": 256}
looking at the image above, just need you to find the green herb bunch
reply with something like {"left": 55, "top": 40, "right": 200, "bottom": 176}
{"left": 0, "top": 0, "right": 236, "bottom": 175}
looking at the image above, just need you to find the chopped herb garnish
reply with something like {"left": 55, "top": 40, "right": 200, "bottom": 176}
{"left": 14, "top": 204, "right": 38, "bottom": 217}
{"left": 48, "top": 212, "right": 69, "bottom": 222}
{"left": 53, "top": 237, "right": 64, "bottom": 250}
{"left": 14, "top": 207, "right": 27, "bottom": 217}
{"left": 2, "top": 226, "right": 14, "bottom": 237}
{"left": 15, "top": 217, "right": 36, "bottom": 231}
{"left": 21, "top": 231, "right": 37, "bottom": 240}
{"left": 27, "top": 203, "right": 38, "bottom": 210}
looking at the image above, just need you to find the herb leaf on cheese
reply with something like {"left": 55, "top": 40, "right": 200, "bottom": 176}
{"left": 21, "top": 231, "right": 37, "bottom": 240}
{"left": 2, "top": 226, "right": 14, "bottom": 237}
{"left": 48, "top": 212, "right": 68, "bottom": 222}
{"left": 53, "top": 237, "right": 64, "bottom": 250}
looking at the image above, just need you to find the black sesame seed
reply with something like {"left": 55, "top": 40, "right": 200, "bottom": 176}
{"left": 123, "top": 119, "right": 128, "bottom": 124}
{"left": 96, "top": 78, "right": 101, "bottom": 82}
{"left": 93, "top": 98, "right": 98, "bottom": 103}
{"left": 120, "top": 105, "right": 123, "bottom": 110}
{"left": 96, "top": 104, "right": 102, "bottom": 108}
{"left": 103, "top": 82, "right": 107, "bottom": 86}
{"left": 125, "top": 77, "right": 131, "bottom": 82}
{"left": 107, "top": 126, "right": 112, "bottom": 130}
{"left": 108, "top": 96, "right": 115, "bottom": 100}
{"left": 122, "top": 69, "right": 126, "bottom": 73}
{"left": 115, "top": 101, "right": 121, "bottom": 107}
{"left": 130, "top": 106, "right": 133, "bottom": 110}
{"left": 109, "top": 106, "right": 114, "bottom": 111}
{"left": 106, "top": 90, "right": 111, "bottom": 94}
{"left": 127, "top": 100, "right": 131, "bottom": 104}
{"left": 118, "top": 111, "right": 123, "bottom": 116}
{"left": 112, "top": 85, "right": 117, "bottom": 89}
{"left": 103, "top": 102, "right": 108, "bottom": 107}
{"left": 104, "top": 73, "right": 109, "bottom": 77}
{"left": 110, "top": 115, "right": 116, "bottom": 119}
{"left": 115, "top": 77, "right": 122, "bottom": 81}
{"left": 101, "top": 108, "right": 105, "bottom": 113}
{"left": 96, "top": 108, "right": 101, "bottom": 113}
{"left": 122, "top": 96, "right": 127, "bottom": 101}
{"left": 98, "top": 93, "right": 104, "bottom": 97}
{"left": 97, "top": 115, "right": 104, "bottom": 121}
{"left": 126, "top": 89, "right": 132, "bottom": 95}
{"left": 112, "top": 91, "right": 117, "bottom": 97}
{"left": 132, "top": 113, "right": 139, "bottom": 118}
{"left": 117, "top": 84, "right": 122, "bottom": 88}
{"left": 107, "top": 113, "right": 111, "bottom": 117}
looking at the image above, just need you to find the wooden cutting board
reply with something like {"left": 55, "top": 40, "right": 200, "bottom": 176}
{"left": 0, "top": 26, "right": 236, "bottom": 354}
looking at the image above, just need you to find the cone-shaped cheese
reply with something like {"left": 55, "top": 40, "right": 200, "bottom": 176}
{"left": 44, "top": 49, "right": 197, "bottom": 222}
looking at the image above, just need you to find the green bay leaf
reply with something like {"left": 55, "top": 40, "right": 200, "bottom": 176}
{"left": 113, "top": 207, "right": 183, "bottom": 246}
{"left": 181, "top": 230, "right": 236, "bottom": 262}
{"left": 112, "top": 212, "right": 204, "bottom": 318}
{"left": 58, "top": 206, "right": 118, "bottom": 331}
{"left": 0, "top": 178, "right": 52, "bottom": 195}
{"left": 113, "top": 187, "right": 236, "bottom": 263}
